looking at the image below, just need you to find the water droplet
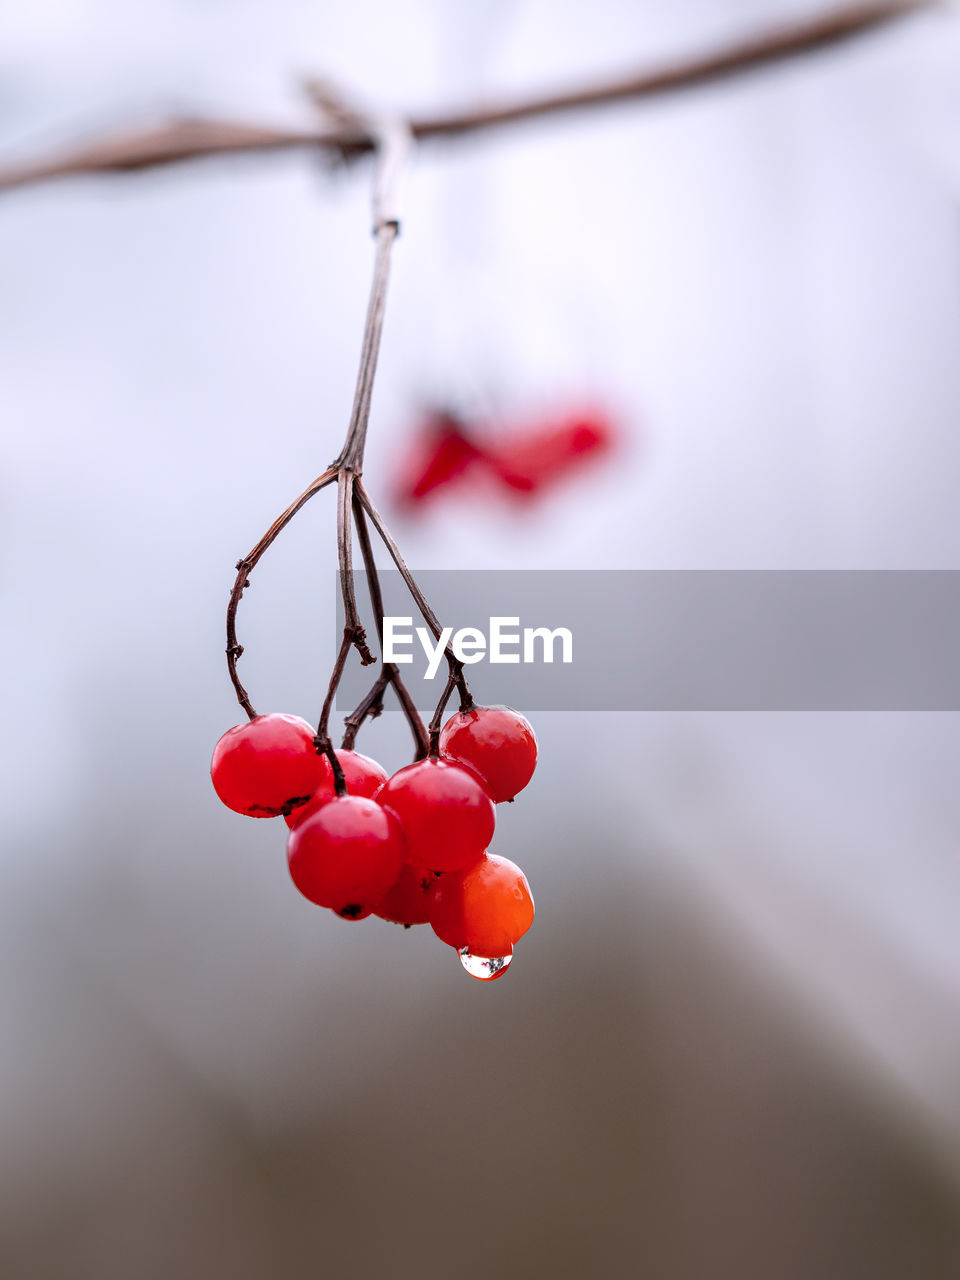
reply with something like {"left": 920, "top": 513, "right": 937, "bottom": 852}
{"left": 458, "top": 947, "right": 512, "bottom": 981}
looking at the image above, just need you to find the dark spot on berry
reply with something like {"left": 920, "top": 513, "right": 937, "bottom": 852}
{"left": 339, "top": 903, "right": 363, "bottom": 919}
{"left": 278, "top": 794, "right": 312, "bottom": 816}
{"left": 403, "top": 923, "right": 412, "bottom": 930}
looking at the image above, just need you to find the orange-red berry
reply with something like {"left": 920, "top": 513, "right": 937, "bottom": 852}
{"left": 429, "top": 852, "right": 534, "bottom": 956}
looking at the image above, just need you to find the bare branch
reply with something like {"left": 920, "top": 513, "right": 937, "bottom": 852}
{"left": 0, "top": 118, "right": 329, "bottom": 194}
{"left": 0, "top": 2, "right": 934, "bottom": 196}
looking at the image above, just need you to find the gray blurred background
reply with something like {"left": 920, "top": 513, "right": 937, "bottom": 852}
{"left": 3, "top": 1, "right": 960, "bottom": 1276}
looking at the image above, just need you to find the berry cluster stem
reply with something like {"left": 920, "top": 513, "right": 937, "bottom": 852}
{"left": 224, "top": 116, "right": 469, "bottom": 759}
{"left": 342, "top": 496, "right": 430, "bottom": 758}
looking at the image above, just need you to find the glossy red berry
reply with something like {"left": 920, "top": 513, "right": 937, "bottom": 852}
{"left": 429, "top": 853, "right": 534, "bottom": 956}
{"left": 374, "top": 862, "right": 436, "bottom": 927}
{"left": 377, "top": 757, "right": 494, "bottom": 872}
{"left": 287, "top": 795, "right": 405, "bottom": 920}
{"left": 439, "top": 705, "right": 537, "bottom": 803}
{"left": 211, "top": 713, "right": 325, "bottom": 818}
{"left": 284, "top": 750, "right": 389, "bottom": 828}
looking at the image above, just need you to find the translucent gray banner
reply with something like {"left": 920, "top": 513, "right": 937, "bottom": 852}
{"left": 335, "top": 571, "right": 960, "bottom": 711}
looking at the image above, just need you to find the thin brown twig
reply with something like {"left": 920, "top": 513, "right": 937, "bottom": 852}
{"left": 317, "top": 631, "right": 353, "bottom": 742}
{"left": 0, "top": 2, "right": 934, "bottom": 195}
{"left": 344, "top": 495, "right": 429, "bottom": 756}
{"left": 226, "top": 464, "right": 338, "bottom": 718}
{"left": 336, "top": 468, "right": 374, "bottom": 663}
{"left": 428, "top": 673, "right": 458, "bottom": 758}
{"left": 315, "top": 120, "right": 408, "bottom": 729}
{"left": 351, "top": 495, "right": 389, "bottom": 653}
{"left": 353, "top": 480, "right": 446, "bottom": 640}
{"left": 340, "top": 668, "right": 390, "bottom": 750}
{"left": 354, "top": 478, "right": 472, "bottom": 710}
{"left": 315, "top": 630, "right": 353, "bottom": 796}
{"left": 336, "top": 218, "right": 399, "bottom": 471}
{"left": 339, "top": 644, "right": 430, "bottom": 756}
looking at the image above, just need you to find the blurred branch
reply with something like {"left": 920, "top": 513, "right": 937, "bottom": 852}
{"left": 0, "top": 0, "right": 934, "bottom": 196}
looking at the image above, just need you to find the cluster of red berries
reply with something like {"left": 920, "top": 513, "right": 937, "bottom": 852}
{"left": 210, "top": 706, "right": 537, "bottom": 981}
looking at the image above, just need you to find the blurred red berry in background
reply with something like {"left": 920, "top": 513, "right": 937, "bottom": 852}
{"left": 488, "top": 409, "right": 617, "bottom": 499}
{"left": 392, "top": 404, "right": 623, "bottom": 510}
{"left": 393, "top": 409, "right": 485, "bottom": 508}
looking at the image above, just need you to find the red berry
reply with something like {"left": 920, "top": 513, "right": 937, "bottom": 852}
{"left": 211, "top": 713, "right": 325, "bottom": 818}
{"left": 287, "top": 795, "right": 405, "bottom": 920}
{"left": 284, "top": 750, "right": 389, "bottom": 828}
{"left": 374, "top": 862, "right": 436, "bottom": 927}
{"left": 377, "top": 757, "right": 494, "bottom": 872}
{"left": 429, "top": 853, "right": 534, "bottom": 956}
{"left": 439, "top": 705, "right": 537, "bottom": 803}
